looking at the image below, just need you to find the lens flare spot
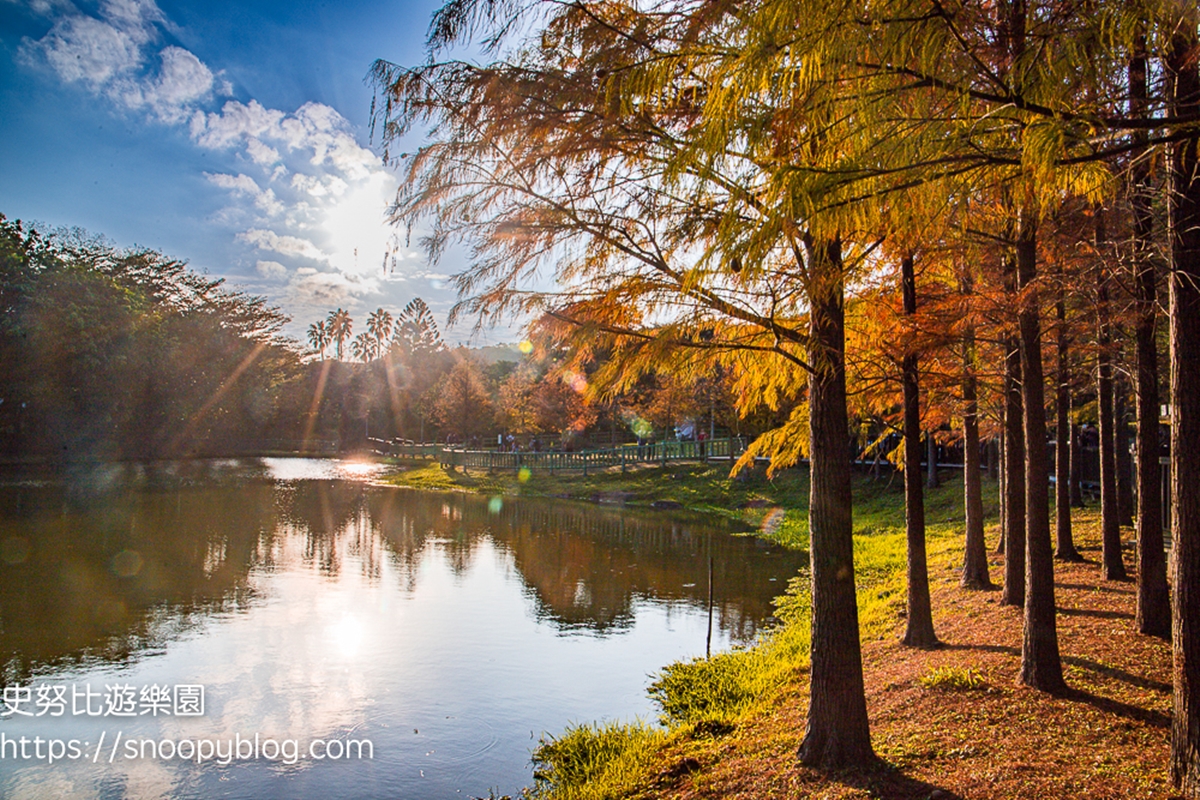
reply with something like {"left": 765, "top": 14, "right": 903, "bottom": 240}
{"left": 518, "top": 467, "right": 532, "bottom": 483}
{"left": 111, "top": 549, "right": 144, "bottom": 578}
{"left": 562, "top": 370, "right": 588, "bottom": 393}
{"left": 518, "top": 339, "right": 534, "bottom": 355}
{"left": 488, "top": 496, "right": 504, "bottom": 514}
{"left": 1, "top": 537, "right": 30, "bottom": 565}
{"left": 760, "top": 508, "right": 786, "bottom": 538}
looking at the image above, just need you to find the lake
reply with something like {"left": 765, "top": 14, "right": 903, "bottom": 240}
{"left": 0, "top": 459, "right": 804, "bottom": 799}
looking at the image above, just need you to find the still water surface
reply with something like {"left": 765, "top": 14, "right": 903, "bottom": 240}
{"left": 0, "top": 459, "right": 804, "bottom": 799}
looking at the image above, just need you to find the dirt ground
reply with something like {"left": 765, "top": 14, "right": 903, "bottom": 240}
{"left": 654, "top": 532, "right": 1177, "bottom": 799}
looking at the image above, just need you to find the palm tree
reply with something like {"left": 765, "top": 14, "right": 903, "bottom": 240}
{"left": 307, "top": 319, "right": 329, "bottom": 360}
{"left": 351, "top": 331, "right": 375, "bottom": 363}
{"left": 326, "top": 308, "right": 353, "bottom": 361}
{"left": 366, "top": 308, "right": 394, "bottom": 356}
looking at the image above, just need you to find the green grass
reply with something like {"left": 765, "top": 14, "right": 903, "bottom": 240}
{"left": 381, "top": 460, "right": 792, "bottom": 515}
{"left": 511, "top": 467, "right": 999, "bottom": 800}
{"left": 919, "top": 665, "right": 988, "bottom": 691}
{"left": 527, "top": 720, "right": 670, "bottom": 800}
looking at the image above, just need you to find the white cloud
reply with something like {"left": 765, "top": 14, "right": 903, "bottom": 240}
{"left": 12, "top": 0, "right": 470, "bottom": 341}
{"left": 291, "top": 173, "right": 347, "bottom": 198}
{"left": 140, "top": 45, "right": 213, "bottom": 120}
{"left": 256, "top": 260, "right": 288, "bottom": 280}
{"left": 21, "top": 1, "right": 209, "bottom": 122}
{"left": 190, "top": 99, "right": 285, "bottom": 149}
{"left": 245, "top": 138, "right": 280, "bottom": 166}
{"left": 17, "top": 0, "right": 81, "bottom": 17}
{"left": 288, "top": 269, "right": 377, "bottom": 308}
{"left": 238, "top": 228, "right": 327, "bottom": 262}
{"left": 28, "top": 13, "right": 145, "bottom": 86}
{"left": 205, "top": 172, "right": 283, "bottom": 216}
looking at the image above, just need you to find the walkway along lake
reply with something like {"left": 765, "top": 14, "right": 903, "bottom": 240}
{"left": 0, "top": 459, "right": 805, "bottom": 799}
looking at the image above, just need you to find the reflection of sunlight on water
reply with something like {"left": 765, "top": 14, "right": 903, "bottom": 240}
{"left": 338, "top": 461, "right": 382, "bottom": 478}
{"left": 328, "top": 614, "right": 364, "bottom": 659}
{"left": 0, "top": 475, "right": 804, "bottom": 799}
{"left": 260, "top": 458, "right": 386, "bottom": 482}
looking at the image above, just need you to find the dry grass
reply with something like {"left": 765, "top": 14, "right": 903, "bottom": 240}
{"left": 645, "top": 517, "right": 1178, "bottom": 800}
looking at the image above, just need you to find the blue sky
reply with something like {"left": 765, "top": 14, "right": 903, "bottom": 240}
{"left": 0, "top": 0, "right": 503, "bottom": 344}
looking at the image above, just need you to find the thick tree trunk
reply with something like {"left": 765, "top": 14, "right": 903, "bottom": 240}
{"left": 1098, "top": 285, "right": 1128, "bottom": 580}
{"left": 900, "top": 255, "right": 938, "bottom": 646}
{"left": 1015, "top": 212, "right": 1066, "bottom": 693}
{"left": 961, "top": 276, "right": 992, "bottom": 588}
{"left": 1001, "top": 258, "right": 1026, "bottom": 607}
{"left": 1168, "top": 16, "right": 1200, "bottom": 796}
{"left": 1130, "top": 34, "right": 1169, "bottom": 640}
{"left": 1055, "top": 288, "right": 1082, "bottom": 561}
{"left": 798, "top": 238, "right": 874, "bottom": 769}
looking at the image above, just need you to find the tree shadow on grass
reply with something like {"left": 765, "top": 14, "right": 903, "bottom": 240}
{"left": 1062, "top": 654, "right": 1172, "bottom": 693}
{"left": 1060, "top": 686, "right": 1171, "bottom": 729}
{"left": 941, "top": 641, "right": 1020, "bottom": 656}
{"left": 943, "top": 643, "right": 1170, "bottom": 696}
{"left": 809, "top": 759, "right": 963, "bottom": 800}
{"left": 1057, "top": 606, "right": 1135, "bottom": 621}
{"left": 1055, "top": 581, "right": 1135, "bottom": 594}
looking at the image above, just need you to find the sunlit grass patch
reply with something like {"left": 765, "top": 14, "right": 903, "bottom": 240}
{"left": 528, "top": 720, "right": 668, "bottom": 800}
{"left": 919, "top": 665, "right": 988, "bottom": 691}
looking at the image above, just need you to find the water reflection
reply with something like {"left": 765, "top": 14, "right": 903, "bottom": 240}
{"left": 0, "top": 459, "right": 804, "bottom": 799}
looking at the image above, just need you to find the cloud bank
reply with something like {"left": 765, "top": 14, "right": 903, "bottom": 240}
{"left": 15, "top": 0, "right": 433, "bottom": 328}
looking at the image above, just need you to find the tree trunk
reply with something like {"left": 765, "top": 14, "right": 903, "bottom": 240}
{"left": 997, "top": 430, "right": 1007, "bottom": 554}
{"left": 1016, "top": 212, "right": 1066, "bottom": 693}
{"left": 1055, "top": 287, "right": 1082, "bottom": 561}
{"left": 1130, "top": 34, "right": 1169, "bottom": 640}
{"left": 1001, "top": 262, "right": 1026, "bottom": 607}
{"left": 925, "top": 431, "right": 940, "bottom": 489}
{"left": 1168, "top": 16, "right": 1200, "bottom": 796}
{"left": 1098, "top": 281, "right": 1128, "bottom": 580}
{"left": 1070, "top": 422, "right": 1085, "bottom": 507}
{"left": 1116, "top": 380, "right": 1135, "bottom": 528}
{"left": 900, "top": 255, "right": 938, "bottom": 646}
{"left": 798, "top": 238, "right": 874, "bottom": 769}
{"left": 961, "top": 275, "right": 992, "bottom": 588}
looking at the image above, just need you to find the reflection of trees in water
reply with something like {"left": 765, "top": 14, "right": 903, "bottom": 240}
{"left": 0, "top": 482, "right": 271, "bottom": 681}
{"left": 277, "top": 481, "right": 385, "bottom": 582}
{"left": 0, "top": 473, "right": 803, "bottom": 681}
{"left": 367, "top": 491, "right": 805, "bottom": 640}
{"left": 0, "top": 474, "right": 386, "bottom": 681}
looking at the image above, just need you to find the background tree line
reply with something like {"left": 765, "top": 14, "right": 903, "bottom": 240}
{"left": 0, "top": 214, "right": 775, "bottom": 462}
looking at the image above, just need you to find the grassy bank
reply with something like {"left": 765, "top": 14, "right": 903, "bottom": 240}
{"left": 500, "top": 467, "right": 988, "bottom": 800}
{"left": 380, "top": 459, "right": 789, "bottom": 515}
{"left": 385, "top": 462, "right": 1170, "bottom": 799}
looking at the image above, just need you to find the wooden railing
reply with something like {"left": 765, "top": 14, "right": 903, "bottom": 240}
{"left": 378, "top": 441, "right": 444, "bottom": 459}
{"left": 402, "top": 437, "right": 751, "bottom": 474}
